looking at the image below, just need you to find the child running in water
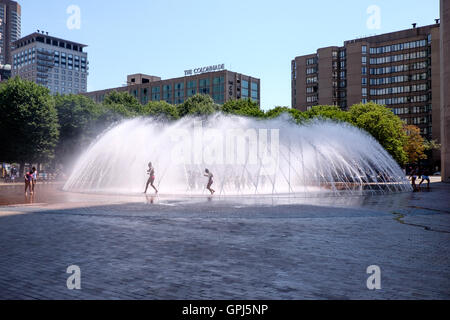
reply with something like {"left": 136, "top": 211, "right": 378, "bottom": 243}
{"left": 410, "top": 169, "right": 418, "bottom": 192}
{"left": 419, "top": 170, "right": 431, "bottom": 191}
{"left": 204, "top": 169, "right": 215, "bottom": 195}
{"left": 24, "top": 169, "right": 33, "bottom": 196}
{"left": 144, "top": 162, "right": 158, "bottom": 194}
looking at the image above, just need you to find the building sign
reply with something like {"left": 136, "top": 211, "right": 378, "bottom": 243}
{"left": 228, "top": 80, "right": 234, "bottom": 98}
{"left": 185, "top": 64, "right": 225, "bottom": 76}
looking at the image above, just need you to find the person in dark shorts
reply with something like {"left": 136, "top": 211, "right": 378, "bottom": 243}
{"left": 419, "top": 169, "right": 431, "bottom": 191}
{"left": 204, "top": 169, "right": 215, "bottom": 195}
{"left": 144, "top": 162, "right": 158, "bottom": 194}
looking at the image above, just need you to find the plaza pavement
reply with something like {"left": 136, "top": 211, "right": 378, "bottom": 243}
{"left": 0, "top": 182, "right": 449, "bottom": 300}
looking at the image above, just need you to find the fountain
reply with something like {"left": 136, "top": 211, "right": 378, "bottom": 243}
{"left": 64, "top": 113, "right": 411, "bottom": 196}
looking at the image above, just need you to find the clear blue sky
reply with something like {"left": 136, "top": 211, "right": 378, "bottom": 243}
{"left": 21, "top": 0, "right": 440, "bottom": 110}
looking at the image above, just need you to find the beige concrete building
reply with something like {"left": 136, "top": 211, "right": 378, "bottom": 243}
{"left": 85, "top": 70, "right": 260, "bottom": 106}
{"left": 441, "top": 0, "right": 450, "bottom": 182}
{"left": 11, "top": 32, "right": 89, "bottom": 95}
{"left": 292, "top": 22, "right": 442, "bottom": 170}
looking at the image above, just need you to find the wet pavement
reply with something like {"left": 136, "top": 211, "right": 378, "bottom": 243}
{"left": 0, "top": 183, "right": 449, "bottom": 300}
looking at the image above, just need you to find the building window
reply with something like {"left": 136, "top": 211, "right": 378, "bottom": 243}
{"left": 306, "top": 67, "right": 317, "bottom": 75}
{"left": 362, "top": 45, "right": 367, "bottom": 54}
{"left": 213, "top": 77, "right": 225, "bottom": 102}
{"left": 306, "top": 57, "right": 317, "bottom": 65}
{"left": 306, "top": 76, "right": 317, "bottom": 84}
{"left": 141, "top": 88, "right": 149, "bottom": 104}
{"left": 362, "top": 77, "right": 367, "bottom": 85}
{"left": 152, "top": 86, "right": 161, "bottom": 101}
{"left": 163, "top": 84, "right": 172, "bottom": 103}
{"left": 187, "top": 80, "right": 197, "bottom": 97}
{"left": 362, "top": 56, "right": 367, "bottom": 65}
{"left": 242, "top": 80, "right": 249, "bottom": 99}
{"left": 251, "top": 82, "right": 258, "bottom": 101}
{"left": 175, "top": 82, "right": 185, "bottom": 103}
{"left": 199, "top": 78, "right": 210, "bottom": 94}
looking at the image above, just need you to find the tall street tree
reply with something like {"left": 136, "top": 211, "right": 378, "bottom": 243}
{"left": 0, "top": 77, "right": 59, "bottom": 174}
{"left": 348, "top": 102, "right": 408, "bottom": 165}
{"left": 54, "top": 94, "right": 103, "bottom": 167}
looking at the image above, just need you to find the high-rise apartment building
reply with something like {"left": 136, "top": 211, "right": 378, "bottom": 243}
{"left": 292, "top": 22, "right": 442, "bottom": 169}
{"left": 11, "top": 32, "right": 89, "bottom": 95}
{"left": 0, "top": 0, "right": 21, "bottom": 65}
{"left": 85, "top": 69, "right": 260, "bottom": 106}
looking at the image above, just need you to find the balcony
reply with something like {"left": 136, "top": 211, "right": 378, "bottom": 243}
{"left": 37, "top": 66, "right": 51, "bottom": 73}
{"left": 37, "top": 60, "right": 54, "bottom": 67}
{"left": 37, "top": 54, "right": 53, "bottom": 62}
{"left": 37, "top": 48, "right": 53, "bottom": 56}
{"left": 36, "top": 78, "right": 49, "bottom": 85}
{"left": 37, "top": 72, "right": 49, "bottom": 78}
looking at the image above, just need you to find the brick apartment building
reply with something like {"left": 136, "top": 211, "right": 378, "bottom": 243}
{"left": 292, "top": 22, "right": 442, "bottom": 169}
{"left": 85, "top": 69, "right": 260, "bottom": 106}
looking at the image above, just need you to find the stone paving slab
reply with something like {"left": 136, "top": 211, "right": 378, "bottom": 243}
{"left": 0, "top": 184, "right": 449, "bottom": 300}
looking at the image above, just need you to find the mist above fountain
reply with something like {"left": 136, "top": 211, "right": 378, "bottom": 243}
{"left": 63, "top": 114, "right": 411, "bottom": 196}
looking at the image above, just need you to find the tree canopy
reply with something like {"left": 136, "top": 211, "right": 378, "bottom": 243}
{"left": 144, "top": 101, "right": 179, "bottom": 120}
{"left": 403, "top": 124, "right": 427, "bottom": 164}
{"left": 103, "top": 91, "right": 143, "bottom": 115}
{"left": 348, "top": 102, "right": 408, "bottom": 165}
{"left": 0, "top": 77, "right": 429, "bottom": 169}
{"left": 177, "top": 94, "right": 219, "bottom": 117}
{"left": 222, "top": 99, "right": 265, "bottom": 118}
{"left": 0, "top": 77, "right": 59, "bottom": 171}
{"left": 54, "top": 94, "right": 103, "bottom": 164}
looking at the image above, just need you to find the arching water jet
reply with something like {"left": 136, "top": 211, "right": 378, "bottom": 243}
{"left": 64, "top": 114, "right": 411, "bottom": 196}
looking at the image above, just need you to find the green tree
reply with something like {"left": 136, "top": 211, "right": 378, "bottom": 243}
{"left": 54, "top": 94, "right": 103, "bottom": 165}
{"left": 177, "top": 94, "right": 219, "bottom": 117}
{"left": 221, "top": 99, "right": 265, "bottom": 118}
{"left": 0, "top": 77, "right": 59, "bottom": 174}
{"left": 144, "top": 101, "right": 179, "bottom": 120}
{"left": 348, "top": 102, "right": 408, "bottom": 165}
{"left": 303, "top": 105, "right": 350, "bottom": 122}
{"left": 265, "top": 106, "right": 307, "bottom": 123}
{"left": 103, "top": 91, "right": 144, "bottom": 114}
{"left": 99, "top": 101, "right": 138, "bottom": 124}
